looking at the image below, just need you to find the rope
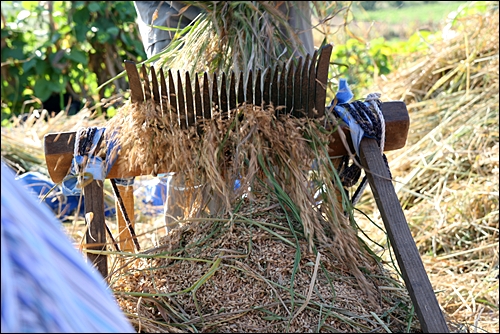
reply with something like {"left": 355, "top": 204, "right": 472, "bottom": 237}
{"left": 332, "top": 90, "right": 392, "bottom": 207}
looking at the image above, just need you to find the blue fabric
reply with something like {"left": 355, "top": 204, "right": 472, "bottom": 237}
{"left": 134, "top": 177, "right": 168, "bottom": 215}
{"left": 16, "top": 172, "right": 116, "bottom": 220}
{"left": 1, "top": 162, "right": 135, "bottom": 333}
{"left": 331, "top": 79, "right": 365, "bottom": 157}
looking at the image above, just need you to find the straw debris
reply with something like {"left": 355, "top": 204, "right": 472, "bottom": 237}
{"left": 358, "top": 7, "right": 499, "bottom": 333}
{"left": 106, "top": 99, "right": 420, "bottom": 332}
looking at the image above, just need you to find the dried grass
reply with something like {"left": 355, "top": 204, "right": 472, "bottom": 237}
{"left": 355, "top": 8, "right": 499, "bottom": 333}
{"left": 109, "top": 206, "right": 418, "bottom": 333}
{"left": 105, "top": 98, "right": 421, "bottom": 331}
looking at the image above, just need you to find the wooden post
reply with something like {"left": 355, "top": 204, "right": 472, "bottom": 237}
{"left": 83, "top": 179, "right": 108, "bottom": 279}
{"left": 116, "top": 184, "right": 135, "bottom": 253}
{"left": 359, "top": 138, "right": 449, "bottom": 333}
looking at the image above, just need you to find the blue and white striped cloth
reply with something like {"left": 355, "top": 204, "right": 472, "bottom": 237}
{"left": 1, "top": 162, "right": 135, "bottom": 333}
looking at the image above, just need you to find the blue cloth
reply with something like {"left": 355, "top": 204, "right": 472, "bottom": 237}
{"left": 1, "top": 162, "right": 135, "bottom": 333}
{"left": 133, "top": 177, "right": 168, "bottom": 215}
{"left": 331, "top": 79, "right": 365, "bottom": 157}
{"left": 16, "top": 171, "right": 116, "bottom": 220}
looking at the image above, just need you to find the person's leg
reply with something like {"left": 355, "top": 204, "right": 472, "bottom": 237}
{"left": 286, "top": 1, "right": 315, "bottom": 56}
{"left": 134, "top": 2, "right": 205, "bottom": 232}
{"left": 134, "top": 1, "right": 201, "bottom": 59}
{"left": 274, "top": 1, "right": 315, "bottom": 57}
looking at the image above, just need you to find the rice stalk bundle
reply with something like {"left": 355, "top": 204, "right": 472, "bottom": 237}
{"left": 152, "top": 1, "right": 330, "bottom": 76}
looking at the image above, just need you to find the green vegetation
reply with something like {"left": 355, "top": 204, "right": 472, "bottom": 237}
{"left": 354, "top": 1, "right": 471, "bottom": 24}
{"left": 1, "top": 1, "right": 491, "bottom": 122}
{"left": 1, "top": 1, "right": 146, "bottom": 124}
{"left": 327, "top": 1, "right": 491, "bottom": 96}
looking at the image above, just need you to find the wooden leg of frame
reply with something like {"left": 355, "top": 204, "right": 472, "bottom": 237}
{"left": 116, "top": 184, "right": 136, "bottom": 253}
{"left": 83, "top": 179, "right": 108, "bottom": 279}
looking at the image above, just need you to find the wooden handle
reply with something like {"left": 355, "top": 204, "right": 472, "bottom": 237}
{"left": 359, "top": 138, "right": 449, "bottom": 333}
{"left": 83, "top": 180, "right": 108, "bottom": 279}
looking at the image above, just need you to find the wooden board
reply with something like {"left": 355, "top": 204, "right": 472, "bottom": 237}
{"left": 83, "top": 180, "right": 108, "bottom": 279}
{"left": 43, "top": 101, "right": 409, "bottom": 183}
{"left": 359, "top": 138, "right": 449, "bottom": 333}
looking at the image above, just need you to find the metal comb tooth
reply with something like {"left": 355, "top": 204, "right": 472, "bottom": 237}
{"left": 141, "top": 64, "right": 152, "bottom": 102}
{"left": 255, "top": 69, "right": 262, "bottom": 107}
{"left": 125, "top": 45, "right": 334, "bottom": 125}
{"left": 262, "top": 67, "right": 271, "bottom": 108}
{"left": 168, "top": 69, "right": 179, "bottom": 125}
{"left": 185, "top": 72, "right": 195, "bottom": 126}
{"left": 301, "top": 54, "right": 310, "bottom": 116}
{"left": 246, "top": 70, "right": 253, "bottom": 105}
{"left": 159, "top": 68, "right": 169, "bottom": 116}
{"left": 292, "top": 57, "right": 303, "bottom": 117}
{"left": 237, "top": 72, "right": 244, "bottom": 107}
{"left": 229, "top": 71, "right": 237, "bottom": 115}
{"left": 278, "top": 62, "right": 286, "bottom": 115}
{"left": 270, "top": 64, "right": 279, "bottom": 112}
{"left": 194, "top": 74, "right": 202, "bottom": 123}
{"left": 150, "top": 67, "right": 160, "bottom": 106}
{"left": 177, "top": 71, "right": 187, "bottom": 129}
{"left": 315, "top": 44, "right": 333, "bottom": 117}
{"left": 307, "top": 50, "right": 318, "bottom": 117}
{"left": 202, "top": 72, "right": 211, "bottom": 119}
{"left": 286, "top": 60, "right": 295, "bottom": 114}
{"left": 124, "top": 60, "right": 144, "bottom": 103}
{"left": 220, "top": 72, "right": 228, "bottom": 118}
{"left": 211, "top": 72, "right": 219, "bottom": 117}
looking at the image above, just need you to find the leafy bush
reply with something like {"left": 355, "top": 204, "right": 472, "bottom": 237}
{"left": 1, "top": 1, "right": 146, "bottom": 124}
{"left": 328, "top": 31, "right": 437, "bottom": 97}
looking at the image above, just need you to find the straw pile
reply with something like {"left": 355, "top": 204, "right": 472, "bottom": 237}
{"left": 357, "top": 6, "right": 499, "bottom": 333}
{"left": 105, "top": 101, "right": 421, "bottom": 332}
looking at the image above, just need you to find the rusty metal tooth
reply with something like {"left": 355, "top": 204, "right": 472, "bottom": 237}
{"left": 141, "top": 64, "right": 152, "bottom": 102}
{"left": 177, "top": 71, "right": 187, "bottom": 129}
{"left": 301, "top": 54, "right": 310, "bottom": 116}
{"left": 168, "top": 69, "right": 179, "bottom": 125}
{"left": 270, "top": 64, "right": 279, "bottom": 111}
{"left": 307, "top": 50, "right": 318, "bottom": 118}
{"left": 194, "top": 74, "right": 203, "bottom": 123}
{"left": 159, "top": 68, "right": 168, "bottom": 112}
{"left": 185, "top": 72, "right": 195, "bottom": 126}
{"left": 229, "top": 71, "right": 237, "bottom": 114}
{"left": 286, "top": 60, "right": 295, "bottom": 114}
{"left": 246, "top": 70, "right": 253, "bottom": 105}
{"left": 212, "top": 72, "right": 219, "bottom": 118}
{"left": 202, "top": 72, "right": 211, "bottom": 119}
{"left": 315, "top": 44, "right": 332, "bottom": 117}
{"left": 150, "top": 67, "right": 161, "bottom": 107}
{"left": 255, "top": 69, "right": 262, "bottom": 107}
{"left": 220, "top": 72, "right": 228, "bottom": 119}
{"left": 237, "top": 71, "right": 244, "bottom": 107}
{"left": 292, "top": 57, "right": 304, "bottom": 117}
{"left": 278, "top": 62, "right": 287, "bottom": 115}
{"left": 124, "top": 60, "right": 144, "bottom": 103}
{"left": 262, "top": 67, "right": 271, "bottom": 108}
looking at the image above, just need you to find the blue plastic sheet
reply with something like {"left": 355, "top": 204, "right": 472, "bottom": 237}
{"left": 15, "top": 172, "right": 116, "bottom": 220}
